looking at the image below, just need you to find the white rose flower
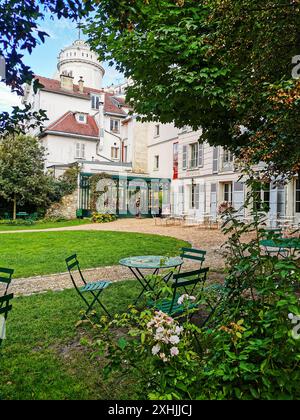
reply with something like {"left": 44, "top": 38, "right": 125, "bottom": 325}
{"left": 152, "top": 344, "right": 161, "bottom": 355}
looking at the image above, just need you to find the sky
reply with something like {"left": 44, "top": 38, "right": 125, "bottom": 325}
{"left": 0, "top": 16, "right": 125, "bottom": 113}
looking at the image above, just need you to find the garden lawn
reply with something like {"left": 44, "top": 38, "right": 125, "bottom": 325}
{"left": 0, "top": 231, "right": 189, "bottom": 278}
{"left": 0, "top": 219, "right": 91, "bottom": 231}
{"left": 0, "top": 281, "right": 142, "bottom": 400}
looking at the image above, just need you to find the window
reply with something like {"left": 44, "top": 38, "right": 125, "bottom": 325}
{"left": 212, "top": 147, "right": 219, "bottom": 173}
{"left": 111, "top": 146, "right": 119, "bottom": 160}
{"left": 154, "top": 155, "right": 159, "bottom": 170}
{"left": 182, "top": 145, "right": 187, "bottom": 170}
{"left": 296, "top": 179, "right": 300, "bottom": 213}
{"left": 91, "top": 95, "right": 101, "bottom": 110}
{"left": 191, "top": 183, "right": 196, "bottom": 209}
{"left": 110, "top": 119, "right": 120, "bottom": 133}
{"left": 173, "top": 143, "right": 178, "bottom": 179}
{"left": 190, "top": 143, "right": 198, "bottom": 168}
{"left": 253, "top": 182, "right": 270, "bottom": 212}
{"left": 77, "top": 113, "right": 86, "bottom": 123}
{"left": 223, "top": 149, "right": 233, "bottom": 163}
{"left": 224, "top": 183, "right": 233, "bottom": 203}
{"left": 154, "top": 124, "right": 160, "bottom": 137}
{"left": 75, "top": 143, "right": 85, "bottom": 159}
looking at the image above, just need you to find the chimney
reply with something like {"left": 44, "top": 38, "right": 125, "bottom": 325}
{"left": 60, "top": 73, "right": 74, "bottom": 91}
{"left": 78, "top": 76, "right": 84, "bottom": 93}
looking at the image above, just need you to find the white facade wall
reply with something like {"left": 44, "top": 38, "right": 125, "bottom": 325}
{"left": 40, "top": 91, "right": 92, "bottom": 126}
{"left": 42, "top": 134, "right": 99, "bottom": 167}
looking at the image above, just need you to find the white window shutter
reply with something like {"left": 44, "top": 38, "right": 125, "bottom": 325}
{"left": 195, "top": 184, "right": 200, "bottom": 210}
{"left": 269, "top": 183, "right": 278, "bottom": 225}
{"left": 233, "top": 182, "right": 245, "bottom": 216}
{"left": 198, "top": 183, "right": 206, "bottom": 215}
{"left": 75, "top": 143, "right": 80, "bottom": 158}
{"left": 198, "top": 143, "right": 204, "bottom": 167}
{"left": 81, "top": 144, "right": 86, "bottom": 159}
{"left": 182, "top": 145, "right": 187, "bottom": 169}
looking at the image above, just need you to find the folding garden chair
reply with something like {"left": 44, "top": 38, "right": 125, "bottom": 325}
{"left": 180, "top": 247, "right": 206, "bottom": 271}
{"left": 0, "top": 293, "right": 13, "bottom": 347}
{"left": 151, "top": 267, "right": 209, "bottom": 317}
{"left": 65, "top": 255, "right": 111, "bottom": 319}
{"left": 0, "top": 267, "right": 14, "bottom": 299}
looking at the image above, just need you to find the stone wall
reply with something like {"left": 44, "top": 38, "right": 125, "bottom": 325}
{"left": 46, "top": 190, "right": 78, "bottom": 220}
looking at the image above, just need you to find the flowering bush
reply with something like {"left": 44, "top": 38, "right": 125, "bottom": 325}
{"left": 147, "top": 310, "right": 183, "bottom": 362}
{"left": 88, "top": 305, "right": 202, "bottom": 400}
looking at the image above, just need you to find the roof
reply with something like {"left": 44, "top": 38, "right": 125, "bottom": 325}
{"left": 44, "top": 111, "right": 99, "bottom": 138}
{"left": 34, "top": 75, "right": 128, "bottom": 116}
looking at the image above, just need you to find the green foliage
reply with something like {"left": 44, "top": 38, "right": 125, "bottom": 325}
{"left": 86, "top": 0, "right": 300, "bottom": 174}
{"left": 91, "top": 212, "right": 117, "bottom": 223}
{"left": 87, "top": 187, "right": 300, "bottom": 400}
{"left": 0, "top": 134, "right": 53, "bottom": 217}
{"left": 88, "top": 305, "right": 202, "bottom": 400}
{"left": 89, "top": 173, "right": 113, "bottom": 212}
{"left": 47, "top": 164, "right": 80, "bottom": 204}
{"left": 0, "top": 218, "right": 36, "bottom": 226}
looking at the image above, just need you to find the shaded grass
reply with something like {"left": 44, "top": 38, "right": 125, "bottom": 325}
{"left": 0, "top": 231, "right": 189, "bottom": 278}
{"left": 0, "top": 219, "right": 91, "bottom": 231}
{"left": 0, "top": 281, "right": 142, "bottom": 400}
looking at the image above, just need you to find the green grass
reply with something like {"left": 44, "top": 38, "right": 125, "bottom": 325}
{"left": 0, "top": 282, "right": 142, "bottom": 400}
{"left": 0, "top": 231, "right": 189, "bottom": 278}
{"left": 0, "top": 219, "right": 92, "bottom": 231}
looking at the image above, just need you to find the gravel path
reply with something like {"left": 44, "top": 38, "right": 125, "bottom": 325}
{"left": 4, "top": 219, "right": 226, "bottom": 296}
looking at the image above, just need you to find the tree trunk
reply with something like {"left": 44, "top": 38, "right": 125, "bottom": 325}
{"left": 13, "top": 194, "right": 17, "bottom": 220}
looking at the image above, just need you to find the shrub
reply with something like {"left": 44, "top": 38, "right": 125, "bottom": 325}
{"left": 0, "top": 218, "right": 36, "bottom": 226}
{"left": 91, "top": 213, "right": 117, "bottom": 223}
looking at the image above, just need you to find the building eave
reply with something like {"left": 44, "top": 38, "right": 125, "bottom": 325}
{"left": 40, "top": 130, "right": 99, "bottom": 142}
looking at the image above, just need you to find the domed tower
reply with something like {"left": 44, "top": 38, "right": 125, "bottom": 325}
{"left": 56, "top": 40, "right": 105, "bottom": 89}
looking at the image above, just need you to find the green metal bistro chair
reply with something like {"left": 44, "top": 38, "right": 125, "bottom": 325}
{"left": 151, "top": 267, "right": 209, "bottom": 317}
{"left": 65, "top": 255, "right": 111, "bottom": 319}
{"left": 180, "top": 247, "right": 206, "bottom": 269}
{"left": 0, "top": 268, "right": 14, "bottom": 298}
{"left": 0, "top": 293, "right": 13, "bottom": 347}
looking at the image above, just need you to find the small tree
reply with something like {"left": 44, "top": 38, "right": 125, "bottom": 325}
{"left": 0, "top": 134, "right": 51, "bottom": 219}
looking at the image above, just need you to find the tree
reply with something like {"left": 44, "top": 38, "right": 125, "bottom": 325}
{"left": 86, "top": 0, "right": 300, "bottom": 176}
{"left": 0, "top": 134, "right": 52, "bottom": 218}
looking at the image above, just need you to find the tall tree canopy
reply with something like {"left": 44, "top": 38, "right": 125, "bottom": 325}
{"left": 86, "top": 0, "right": 300, "bottom": 176}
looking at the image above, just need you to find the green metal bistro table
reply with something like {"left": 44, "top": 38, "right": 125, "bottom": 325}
{"left": 119, "top": 255, "right": 183, "bottom": 305}
{"left": 260, "top": 238, "right": 300, "bottom": 257}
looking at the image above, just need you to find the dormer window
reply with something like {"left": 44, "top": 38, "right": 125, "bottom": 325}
{"left": 76, "top": 113, "right": 87, "bottom": 124}
{"left": 110, "top": 119, "right": 120, "bottom": 133}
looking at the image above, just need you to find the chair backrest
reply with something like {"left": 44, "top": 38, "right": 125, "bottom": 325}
{"left": 173, "top": 267, "right": 209, "bottom": 290}
{"left": 170, "top": 267, "right": 209, "bottom": 312}
{"left": 0, "top": 293, "right": 13, "bottom": 347}
{"left": 0, "top": 268, "right": 14, "bottom": 296}
{"left": 180, "top": 247, "right": 206, "bottom": 266}
{"left": 65, "top": 254, "right": 86, "bottom": 289}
